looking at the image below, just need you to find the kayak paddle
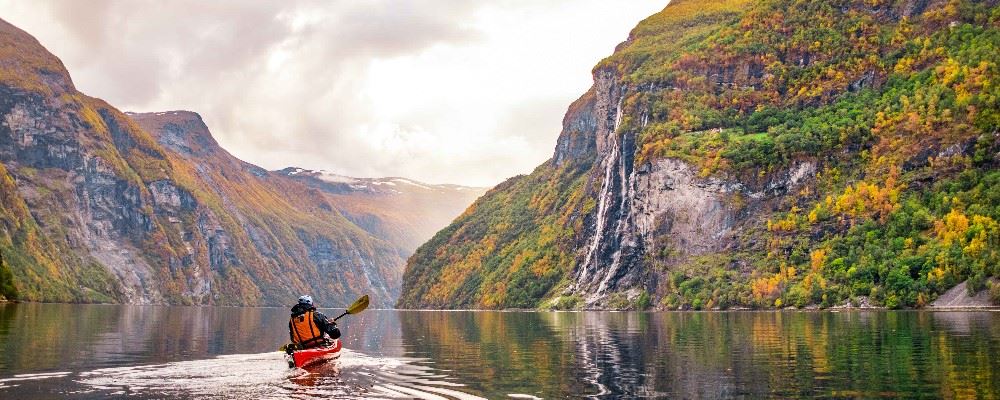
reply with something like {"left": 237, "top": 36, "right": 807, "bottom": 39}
{"left": 333, "top": 294, "right": 369, "bottom": 321}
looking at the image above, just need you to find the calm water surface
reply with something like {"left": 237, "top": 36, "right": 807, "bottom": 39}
{"left": 0, "top": 304, "right": 997, "bottom": 399}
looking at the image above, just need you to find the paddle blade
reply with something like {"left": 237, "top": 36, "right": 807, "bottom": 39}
{"left": 346, "top": 295, "right": 369, "bottom": 315}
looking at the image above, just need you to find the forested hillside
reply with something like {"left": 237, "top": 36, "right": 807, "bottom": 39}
{"left": 399, "top": 0, "right": 1000, "bottom": 309}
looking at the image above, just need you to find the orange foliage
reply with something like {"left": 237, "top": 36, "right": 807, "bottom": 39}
{"left": 751, "top": 264, "right": 796, "bottom": 304}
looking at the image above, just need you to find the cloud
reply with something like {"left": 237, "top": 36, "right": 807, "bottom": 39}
{"left": 0, "top": 0, "right": 666, "bottom": 186}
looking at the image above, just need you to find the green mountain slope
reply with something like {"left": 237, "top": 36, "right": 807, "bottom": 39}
{"left": 399, "top": 0, "right": 1000, "bottom": 309}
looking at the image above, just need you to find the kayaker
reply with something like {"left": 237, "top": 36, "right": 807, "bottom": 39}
{"left": 288, "top": 295, "right": 341, "bottom": 349}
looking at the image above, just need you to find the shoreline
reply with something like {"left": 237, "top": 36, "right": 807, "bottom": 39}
{"left": 1, "top": 300, "right": 997, "bottom": 312}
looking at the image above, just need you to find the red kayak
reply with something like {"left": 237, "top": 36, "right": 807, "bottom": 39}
{"left": 286, "top": 339, "right": 342, "bottom": 368}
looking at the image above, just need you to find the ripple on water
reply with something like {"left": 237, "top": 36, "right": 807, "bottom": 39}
{"left": 73, "top": 350, "right": 487, "bottom": 399}
{"left": 0, "top": 371, "right": 73, "bottom": 389}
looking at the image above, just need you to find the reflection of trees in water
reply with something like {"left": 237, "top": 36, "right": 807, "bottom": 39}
{"left": 0, "top": 304, "right": 123, "bottom": 371}
{"left": 0, "top": 304, "right": 293, "bottom": 372}
{"left": 121, "top": 306, "right": 285, "bottom": 358}
{"left": 3, "top": 306, "right": 997, "bottom": 398}
{"left": 399, "top": 311, "right": 579, "bottom": 398}
{"left": 637, "top": 312, "right": 998, "bottom": 398}
{"left": 400, "top": 310, "right": 1000, "bottom": 399}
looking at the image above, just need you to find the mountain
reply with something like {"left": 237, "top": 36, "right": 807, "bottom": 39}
{"left": 0, "top": 18, "right": 482, "bottom": 307}
{"left": 277, "top": 168, "right": 486, "bottom": 254}
{"left": 398, "top": 0, "right": 1000, "bottom": 310}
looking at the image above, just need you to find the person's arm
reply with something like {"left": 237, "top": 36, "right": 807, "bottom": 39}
{"left": 313, "top": 311, "right": 332, "bottom": 331}
{"left": 314, "top": 311, "right": 341, "bottom": 339}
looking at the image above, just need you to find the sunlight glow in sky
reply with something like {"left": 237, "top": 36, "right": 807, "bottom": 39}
{"left": 0, "top": 0, "right": 666, "bottom": 186}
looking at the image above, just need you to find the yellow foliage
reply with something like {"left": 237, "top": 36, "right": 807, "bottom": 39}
{"left": 768, "top": 206, "right": 801, "bottom": 232}
{"left": 934, "top": 208, "right": 969, "bottom": 246}
{"left": 961, "top": 215, "right": 999, "bottom": 256}
{"left": 830, "top": 173, "right": 900, "bottom": 224}
{"left": 810, "top": 249, "right": 826, "bottom": 273}
{"left": 927, "top": 267, "right": 947, "bottom": 284}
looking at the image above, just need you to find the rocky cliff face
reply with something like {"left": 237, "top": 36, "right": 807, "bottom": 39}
{"left": 562, "top": 66, "right": 819, "bottom": 305}
{"left": 399, "top": 0, "right": 1000, "bottom": 310}
{"left": 0, "top": 18, "right": 418, "bottom": 307}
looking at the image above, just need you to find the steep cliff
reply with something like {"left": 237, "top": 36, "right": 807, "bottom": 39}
{"left": 0, "top": 18, "right": 408, "bottom": 306}
{"left": 399, "top": 0, "right": 1000, "bottom": 309}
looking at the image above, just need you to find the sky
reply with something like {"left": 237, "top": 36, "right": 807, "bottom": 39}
{"left": 0, "top": 0, "right": 666, "bottom": 187}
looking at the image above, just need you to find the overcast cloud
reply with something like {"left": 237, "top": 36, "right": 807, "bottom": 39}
{"left": 0, "top": 0, "right": 666, "bottom": 186}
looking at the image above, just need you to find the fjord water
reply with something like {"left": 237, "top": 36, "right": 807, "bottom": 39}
{"left": 0, "top": 304, "right": 997, "bottom": 399}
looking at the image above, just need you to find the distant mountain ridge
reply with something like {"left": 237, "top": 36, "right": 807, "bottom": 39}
{"left": 279, "top": 168, "right": 481, "bottom": 196}
{"left": 0, "top": 18, "right": 483, "bottom": 306}
{"left": 278, "top": 168, "right": 487, "bottom": 254}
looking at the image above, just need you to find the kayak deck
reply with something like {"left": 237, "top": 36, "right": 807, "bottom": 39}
{"left": 287, "top": 339, "right": 342, "bottom": 368}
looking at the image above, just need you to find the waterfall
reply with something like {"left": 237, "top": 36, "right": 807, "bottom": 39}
{"left": 577, "top": 93, "right": 627, "bottom": 296}
{"left": 596, "top": 140, "right": 636, "bottom": 295}
{"left": 578, "top": 136, "right": 618, "bottom": 284}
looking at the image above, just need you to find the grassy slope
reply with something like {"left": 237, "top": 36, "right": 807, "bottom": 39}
{"left": 399, "top": 0, "right": 1000, "bottom": 309}
{"left": 635, "top": 0, "right": 1000, "bottom": 310}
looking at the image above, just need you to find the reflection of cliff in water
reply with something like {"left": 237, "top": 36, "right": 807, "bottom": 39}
{"left": 564, "top": 312, "right": 1000, "bottom": 398}
{"left": 398, "top": 311, "right": 579, "bottom": 397}
{"left": 0, "top": 303, "right": 292, "bottom": 372}
{"left": 399, "top": 311, "right": 1000, "bottom": 399}
{"left": 540, "top": 312, "right": 765, "bottom": 398}
{"left": 2, "top": 306, "right": 998, "bottom": 398}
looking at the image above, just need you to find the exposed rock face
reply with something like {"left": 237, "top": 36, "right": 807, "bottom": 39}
{"left": 0, "top": 18, "right": 414, "bottom": 307}
{"left": 929, "top": 279, "right": 999, "bottom": 309}
{"left": 559, "top": 69, "right": 816, "bottom": 306}
{"left": 569, "top": 69, "right": 643, "bottom": 302}
{"left": 634, "top": 159, "right": 815, "bottom": 254}
{"left": 0, "top": 84, "right": 168, "bottom": 304}
{"left": 553, "top": 89, "right": 598, "bottom": 166}
{"left": 133, "top": 111, "right": 406, "bottom": 306}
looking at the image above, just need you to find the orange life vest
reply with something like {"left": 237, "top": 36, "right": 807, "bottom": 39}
{"left": 290, "top": 310, "right": 323, "bottom": 346}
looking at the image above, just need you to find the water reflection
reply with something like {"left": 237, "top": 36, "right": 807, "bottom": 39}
{"left": 397, "top": 311, "right": 1000, "bottom": 399}
{"left": 1, "top": 304, "right": 998, "bottom": 399}
{"left": 0, "top": 304, "right": 293, "bottom": 372}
